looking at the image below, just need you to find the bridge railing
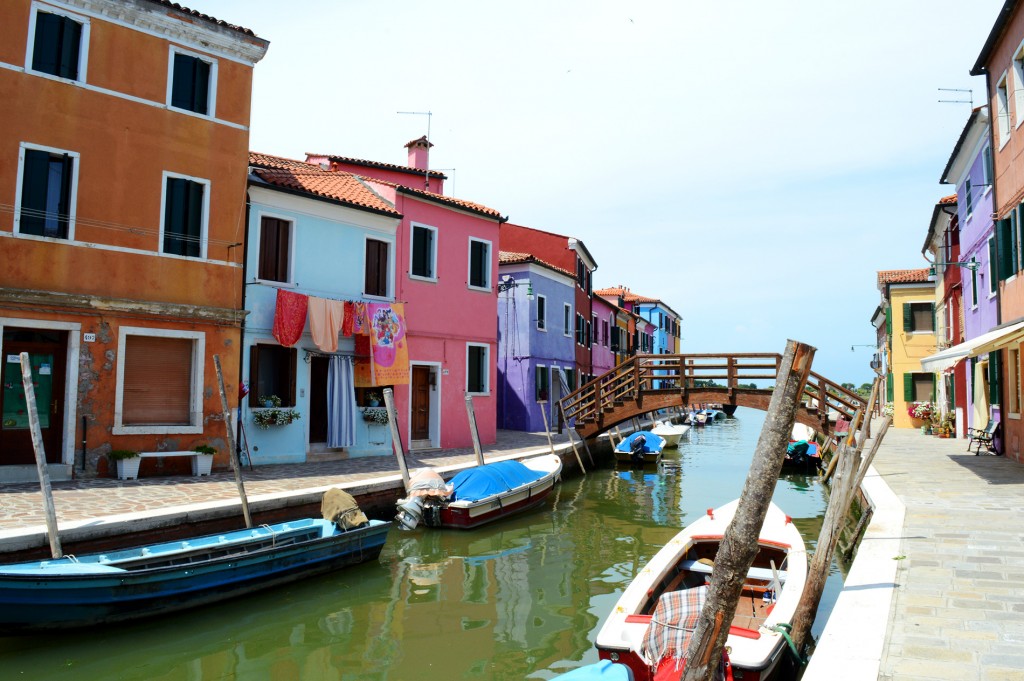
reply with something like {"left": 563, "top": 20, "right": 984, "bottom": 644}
{"left": 561, "top": 353, "right": 865, "bottom": 431}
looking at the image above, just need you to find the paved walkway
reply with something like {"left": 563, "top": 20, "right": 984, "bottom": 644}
{"left": 807, "top": 425, "right": 1024, "bottom": 681}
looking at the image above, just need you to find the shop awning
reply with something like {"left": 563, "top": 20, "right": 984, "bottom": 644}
{"left": 921, "top": 319, "right": 1024, "bottom": 372}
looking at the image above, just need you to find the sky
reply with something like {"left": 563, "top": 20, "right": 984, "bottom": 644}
{"left": 183, "top": 0, "right": 1005, "bottom": 386}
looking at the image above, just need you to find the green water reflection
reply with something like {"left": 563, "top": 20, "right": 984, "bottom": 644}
{"left": 0, "top": 408, "right": 841, "bottom": 680}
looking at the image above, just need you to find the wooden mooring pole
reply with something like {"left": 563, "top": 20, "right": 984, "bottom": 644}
{"left": 790, "top": 379, "right": 891, "bottom": 652}
{"left": 383, "top": 388, "right": 410, "bottom": 489}
{"left": 682, "top": 339, "right": 815, "bottom": 681}
{"left": 19, "top": 353, "right": 62, "bottom": 559}
{"left": 214, "top": 355, "right": 252, "bottom": 528}
{"left": 464, "top": 392, "right": 486, "bottom": 467}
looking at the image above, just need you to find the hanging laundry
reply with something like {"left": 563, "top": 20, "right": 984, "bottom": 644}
{"left": 308, "top": 296, "right": 345, "bottom": 353}
{"left": 352, "top": 302, "right": 370, "bottom": 335}
{"left": 272, "top": 288, "right": 308, "bottom": 348}
{"left": 366, "top": 302, "right": 410, "bottom": 386}
{"left": 342, "top": 301, "right": 356, "bottom": 337}
{"left": 354, "top": 334, "right": 373, "bottom": 387}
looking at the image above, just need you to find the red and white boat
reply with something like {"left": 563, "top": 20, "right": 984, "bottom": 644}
{"left": 595, "top": 499, "right": 807, "bottom": 681}
{"left": 395, "top": 454, "right": 562, "bottom": 530}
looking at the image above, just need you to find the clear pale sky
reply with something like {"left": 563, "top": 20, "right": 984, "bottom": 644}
{"left": 182, "top": 0, "right": 1004, "bottom": 386}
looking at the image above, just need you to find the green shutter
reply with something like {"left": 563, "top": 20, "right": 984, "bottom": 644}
{"left": 990, "top": 351, "right": 1001, "bottom": 405}
{"left": 998, "top": 219, "right": 1013, "bottom": 280}
{"left": 931, "top": 374, "right": 937, "bottom": 402}
{"left": 903, "top": 372, "right": 914, "bottom": 402}
{"left": 1013, "top": 210, "right": 1021, "bottom": 273}
{"left": 886, "top": 373, "right": 893, "bottom": 402}
{"left": 930, "top": 303, "right": 936, "bottom": 333}
{"left": 902, "top": 303, "right": 912, "bottom": 332}
{"left": 990, "top": 238, "right": 999, "bottom": 294}
{"left": 885, "top": 307, "right": 892, "bottom": 336}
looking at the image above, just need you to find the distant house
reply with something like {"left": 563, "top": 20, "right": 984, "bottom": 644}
{"left": 969, "top": 3, "right": 1024, "bottom": 461}
{"left": 0, "top": 0, "right": 267, "bottom": 480}
{"left": 496, "top": 252, "right": 576, "bottom": 432}
{"left": 499, "top": 224, "right": 598, "bottom": 384}
{"left": 242, "top": 153, "right": 402, "bottom": 464}
{"left": 307, "top": 140, "right": 506, "bottom": 450}
{"left": 591, "top": 294, "right": 619, "bottom": 378}
{"left": 877, "top": 269, "right": 936, "bottom": 429}
{"left": 595, "top": 286, "right": 681, "bottom": 386}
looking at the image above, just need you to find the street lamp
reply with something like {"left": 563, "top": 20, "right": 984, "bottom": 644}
{"left": 497, "top": 275, "right": 533, "bottom": 298}
{"left": 928, "top": 258, "right": 979, "bottom": 277}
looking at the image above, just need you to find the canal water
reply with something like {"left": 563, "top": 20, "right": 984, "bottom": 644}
{"left": 0, "top": 408, "right": 842, "bottom": 681}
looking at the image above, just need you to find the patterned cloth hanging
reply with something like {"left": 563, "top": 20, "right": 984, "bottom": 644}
{"left": 272, "top": 289, "right": 308, "bottom": 347}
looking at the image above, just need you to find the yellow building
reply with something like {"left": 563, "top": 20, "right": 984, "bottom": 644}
{"left": 878, "top": 269, "right": 937, "bottom": 428}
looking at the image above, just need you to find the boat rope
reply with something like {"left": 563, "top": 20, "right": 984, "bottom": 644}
{"left": 259, "top": 524, "right": 276, "bottom": 546}
{"left": 771, "top": 623, "right": 807, "bottom": 665}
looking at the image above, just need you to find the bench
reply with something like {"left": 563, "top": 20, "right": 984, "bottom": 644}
{"left": 678, "top": 559, "right": 787, "bottom": 583}
{"left": 139, "top": 451, "right": 213, "bottom": 476}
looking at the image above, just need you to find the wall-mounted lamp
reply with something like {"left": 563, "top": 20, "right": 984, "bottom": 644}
{"left": 928, "top": 258, "right": 979, "bottom": 276}
{"left": 851, "top": 344, "right": 875, "bottom": 352}
{"left": 497, "top": 275, "right": 534, "bottom": 299}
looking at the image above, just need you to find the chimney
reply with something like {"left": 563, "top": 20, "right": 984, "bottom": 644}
{"left": 405, "top": 135, "right": 433, "bottom": 171}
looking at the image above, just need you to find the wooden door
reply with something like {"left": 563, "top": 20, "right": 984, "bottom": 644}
{"left": 411, "top": 366, "right": 431, "bottom": 441}
{"left": 308, "top": 356, "right": 329, "bottom": 444}
{"left": 1, "top": 329, "right": 67, "bottom": 465}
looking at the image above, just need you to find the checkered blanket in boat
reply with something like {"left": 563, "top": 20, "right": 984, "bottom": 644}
{"left": 642, "top": 585, "right": 708, "bottom": 664}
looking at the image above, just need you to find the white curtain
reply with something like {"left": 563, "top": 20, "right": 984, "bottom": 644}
{"left": 973, "top": 360, "right": 990, "bottom": 429}
{"left": 327, "top": 355, "right": 358, "bottom": 448}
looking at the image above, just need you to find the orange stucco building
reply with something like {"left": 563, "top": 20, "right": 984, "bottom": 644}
{"left": 0, "top": 1, "right": 268, "bottom": 480}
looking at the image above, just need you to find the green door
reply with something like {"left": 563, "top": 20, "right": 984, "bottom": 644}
{"left": 1, "top": 329, "right": 67, "bottom": 465}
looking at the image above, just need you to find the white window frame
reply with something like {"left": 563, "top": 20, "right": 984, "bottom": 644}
{"left": 166, "top": 45, "right": 218, "bottom": 119}
{"left": 159, "top": 170, "right": 211, "bottom": 260}
{"left": 363, "top": 234, "right": 394, "bottom": 300}
{"left": 536, "top": 294, "right": 547, "bottom": 331}
{"left": 563, "top": 303, "right": 572, "bottom": 337}
{"left": 535, "top": 363, "right": 548, "bottom": 402}
{"left": 467, "top": 237, "right": 492, "bottom": 292}
{"left": 971, "top": 260, "right": 979, "bottom": 309}
{"left": 466, "top": 342, "right": 490, "bottom": 395}
{"left": 1014, "top": 40, "right": 1024, "bottom": 129}
{"left": 255, "top": 211, "right": 295, "bottom": 285}
{"left": 989, "top": 236, "right": 998, "bottom": 298}
{"left": 113, "top": 327, "right": 204, "bottom": 435}
{"left": 964, "top": 177, "right": 973, "bottom": 219}
{"left": 997, "top": 72, "right": 1011, "bottom": 148}
{"left": 14, "top": 142, "right": 80, "bottom": 240}
{"left": 25, "top": 3, "right": 90, "bottom": 84}
{"left": 409, "top": 222, "right": 438, "bottom": 282}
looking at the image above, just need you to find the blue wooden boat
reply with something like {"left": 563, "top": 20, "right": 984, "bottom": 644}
{"left": 0, "top": 517, "right": 391, "bottom": 632}
{"left": 614, "top": 431, "right": 666, "bottom": 465}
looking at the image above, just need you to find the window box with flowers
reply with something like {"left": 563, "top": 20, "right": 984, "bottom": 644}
{"left": 363, "top": 407, "right": 389, "bottom": 425}
{"left": 252, "top": 395, "right": 301, "bottom": 429}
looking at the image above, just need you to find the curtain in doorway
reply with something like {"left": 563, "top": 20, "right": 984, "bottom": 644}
{"left": 327, "top": 355, "right": 358, "bottom": 448}
{"left": 973, "top": 360, "right": 990, "bottom": 428}
{"left": 556, "top": 368, "right": 572, "bottom": 429}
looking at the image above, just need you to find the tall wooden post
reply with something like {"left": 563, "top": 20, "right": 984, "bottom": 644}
{"left": 383, "top": 388, "right": 411, "bottom": 489}
{"left": 19, "top": 353, "right": 62, "bottom": 559}
{"left": 214, "top": 355, "right": 252, "bottom": 528}
{"left": 464, "top": 392, "right": 486, "bottom": 467}
{"left": 682, "top": 340, "right": 815, "bottom": 681}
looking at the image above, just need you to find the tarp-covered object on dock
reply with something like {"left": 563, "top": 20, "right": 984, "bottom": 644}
{"left": 449, "top": 460, "right": 547, "bottom": 502}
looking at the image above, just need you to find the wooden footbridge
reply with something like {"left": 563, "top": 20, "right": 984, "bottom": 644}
{"left": 560, "top": 352, "right": 866, "bottom": 440}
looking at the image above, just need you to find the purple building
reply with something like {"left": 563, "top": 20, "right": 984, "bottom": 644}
{"left": 497, "top": 252, "right": 577, "bottom": 432}
{"left": 940, "top": 106, "right": 998, "bottom": 431}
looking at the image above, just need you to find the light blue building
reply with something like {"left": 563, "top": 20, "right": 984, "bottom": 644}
{"left": 240, "top": 153, "right": 402, "bottom": 465}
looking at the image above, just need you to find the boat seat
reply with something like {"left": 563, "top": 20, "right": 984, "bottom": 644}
{"left": 678, "top": 559, "right": 786, "bottom": 583}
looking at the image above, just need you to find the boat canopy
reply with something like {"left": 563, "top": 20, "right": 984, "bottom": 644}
{"left": 449, "top": 461, "right": 546, "bottom": 502}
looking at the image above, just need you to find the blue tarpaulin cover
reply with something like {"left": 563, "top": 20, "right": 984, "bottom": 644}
{"left": 449, "top": 461, "right": 546, "bottom": 502}
{"left": 614, "top": 431, "right": 666, "bottom": 453}
{"left": 552, "top": 660, "right": 634, "bottom": 680}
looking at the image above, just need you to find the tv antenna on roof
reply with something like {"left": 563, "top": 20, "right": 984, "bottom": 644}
{"left": 398, "top": 110, "right": 433, "bottom": 190}
{"left": 938, "top": 88, "right": 973, "bottom": 107}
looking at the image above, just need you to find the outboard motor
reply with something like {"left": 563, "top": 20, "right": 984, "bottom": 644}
{"left": 395, "top": 496, "right": 424, "bottom": 531}
{"left": 787, "top": 440, "right": 810, "bottom": 466}
{"left": 630, "top": 434, "right": 647, "bottom": 464}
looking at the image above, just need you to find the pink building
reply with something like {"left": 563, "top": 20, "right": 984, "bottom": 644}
{"left": 307, "top": 140, "right": 506, "bottom": 450}
{"left": 591, "top": 294, "right": 618, "bottom": 377}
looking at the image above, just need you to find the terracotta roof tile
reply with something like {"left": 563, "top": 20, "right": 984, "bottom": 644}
{"left": 306, "top": 153, "right": 446, "bottom": 179}
{"left": 939, "top": 194, "right": 957, "bottom": 204}
{"left": 150, "top": 1, "right": 259, "bottom": 37}
{"left": 877, "top": 269, "right": 932, "bottom": 286}
{"left": 249, "top": 152, "right": 400, "bottom": 216}
{"left": 363, "top": 177, "right": 504, "bottom": 221}
{"left": 498, "top": 251, "right": 573, "bottom": 278}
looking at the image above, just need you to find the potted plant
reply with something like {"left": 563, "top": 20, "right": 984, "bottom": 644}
{"left": 108, "top": 449, "right": 141, "bottom": 480}
{"left": 365, "top": 391, "right": 382, "bottom": 407}
{"left": 363, "top": 407, "right": 389, "bottom": 425}
{"left": 192, "top": 444, "right": 216, "bottom": 476}
{"left": 259, "top": 394, "right": 282, "bottom": 409}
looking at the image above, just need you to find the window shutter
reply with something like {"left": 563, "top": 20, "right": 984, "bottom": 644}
{"left": 998, "top": 219, "right": 1013, "bottom": 280}
{"left": 1012, "top": 211, "right": 1020, "bottom": 274}
{"left": 885, "top": 307, "right": 892, "bottom": 336}
{"left": 930, "top": 374, "right": 936, "bottom": 402}
{"left": 886, "top": 372, "right": 893, "bottom": 402}
{"left": 20, "top": 149, "right": 50, "bottom": 235}
{"left": 185, "top": 181, "right": 203, "bottom": 256}
{"left": 989, "top": 238, "right": 998, "bottom": 293}
{"left": 903, "top": 373, "right": 913, "bottom": 402}
{"left": 32, "top": 13, "right": 60, "bottom": 75}
{"left": 193, "top": 58, "right": 210, "bottom": 115}
{"left": 902, "top": 303, "right": 912, "bottom": 332}
{"left": 412, "top": 228, "right": 427, "bottom": 276}
{"left": 990, "top": 351, "right": 1001, "bottom": 405}
{"left": 123, "top": 336, "right": 193, "bottom": 425}
{"left": 930, "top": 303, "right": 936, "bottom": 333}
{"left": 171, "top": 53, "right": 195, "bottom": 110}
{"left": 248, "top": 345, "right": 260, "bottom": 407}
{"left": 163, "top": 178, "right": 185, "bottom": 255}
{"left": 58, "top": 17, "right": 81, "bottom": 79}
